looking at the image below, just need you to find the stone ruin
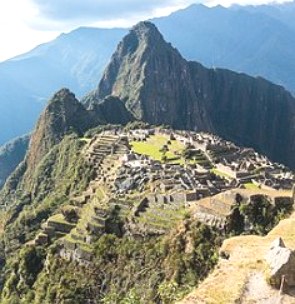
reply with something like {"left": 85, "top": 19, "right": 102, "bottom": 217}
{"left": 265, "top": 237, "right": 295, "bottom": 288}
{"left": 193, "top": 190, "right": 293, "bottom": 232}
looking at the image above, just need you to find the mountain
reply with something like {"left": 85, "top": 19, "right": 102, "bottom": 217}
{"left": 232, "top": 1, "right": 295, "bottom": 31}
{"left": 0, "top": 27, "right": 127, "bottom": 145}
{"left": 154, "top": 4, "right": 295, "bottom": 94}
{"left": 0, "top": 134, "right": 30, "bottom": 189}
{"left": 7, "top": 88, "right": 133, "bottom": 194}
{"left": 3, "top": 3, "right": 295, "bottom": 145}
{"left": 0, "top": 22, "right": 295, "bottom": 303}
{"left": 88, "top": 21, "right": 295, "bottom": 169}
{"left": 24, "top": 89, "right": 96, "bottom": 183}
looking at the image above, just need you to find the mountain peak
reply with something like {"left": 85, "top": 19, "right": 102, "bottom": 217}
{"left": 24, "top": 89, "right": 94, "bottom": 185}
{"left": 112, "top": 21, "right": 166, "bottom": 59}
{"left": 89, "top": 24, "right": 295, "bottom": 167}
{"left": 131, "top": 21, "right": 163, "bottom": 41}
{"left": 93, "top": 21, "right": 191, "bottom": 123}
{"left": 48, "top": 88, "right": 77, "bottom": 106}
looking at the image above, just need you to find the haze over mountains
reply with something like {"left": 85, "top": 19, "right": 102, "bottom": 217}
{"left": 0, "top": 28, "right": 126, "bottom": 145}
{"left": 5, "top": 20, "right": 295, "bottom": 187}
{"left": 155, "top": 4, "right": 295, "bottom": 91}
{"left": 1, "top": 19, "right": 295, "bottom": 303}
{"left": 1, "top": 1, "right": 295, "bottom": 146}
{"left": 85, "top": 21, "right": 295, "bottom": 169}
{"left": 233, "top": 0, "right": 295, "bottom": 30}
{"left": 0, "top": 134, "right": 29, "bottom": 188}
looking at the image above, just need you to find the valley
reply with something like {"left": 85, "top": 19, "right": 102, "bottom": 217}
{"left": 0, "top": 12, "right": 295, "bottom": 303}
{"left": 0, "top": 125, "right": 293, "bottom": 302}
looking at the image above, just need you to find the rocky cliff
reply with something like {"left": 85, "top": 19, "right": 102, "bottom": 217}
{"left": 88, "top": 21, "right": 295, "bottom": 168}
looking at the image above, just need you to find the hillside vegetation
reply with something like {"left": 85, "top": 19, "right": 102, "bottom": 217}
{"left": 0, "top": 135, "right": 29, "bottom": 189}
{"left": 0, "top": 20, "right": 295, "bottom": 304}
{"left": 180, "top": 194, "right": 295, "bottom": 304}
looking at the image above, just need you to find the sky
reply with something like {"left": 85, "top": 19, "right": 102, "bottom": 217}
{"left": 0, "top": 0, "right": 291, "bottom": 62}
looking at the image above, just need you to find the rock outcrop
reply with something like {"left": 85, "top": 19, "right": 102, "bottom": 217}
{"left": 87, "top": 21, "right": 295, "bottom": 168}
{"left": 265, "top": 237, "right": 295, "bottom": 287}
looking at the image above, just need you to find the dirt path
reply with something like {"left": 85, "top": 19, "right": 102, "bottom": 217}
{"left": 240, "top": 272, "right": 295, "bottom": 304}
{"left": 240, "top": 272, "right": 280, "bottom": 304}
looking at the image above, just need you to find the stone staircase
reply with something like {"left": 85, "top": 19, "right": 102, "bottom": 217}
{"left": 54, "top": 134, "right": 130, "bottom": 264}
{"left": 85, "top": 133, "right": 130, "bottom": 192}
{"left": 191, "top": 150, "right": 212, "bottom": 169}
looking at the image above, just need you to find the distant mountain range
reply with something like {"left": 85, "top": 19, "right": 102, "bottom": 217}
{"left": 1, "top": 2, "right": 295, "bottom": 146}
{"left": 0, "top": 28, "right": 126, "bottom": 145}
{"left": 232, "top": 1, "right": 295, "bottom": 30}
{"left": 0, "top": 134, "right": 29, "bottom": 188}
{"left": 1, "top": 21, "right": 295, "bottom": 303}
{"left": 155, "top": 3, "right": 295, "bottom": 92}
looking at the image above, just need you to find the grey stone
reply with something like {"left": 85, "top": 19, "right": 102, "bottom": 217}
{"left": 265, "top": 237, "right": 295, "bottom": 288}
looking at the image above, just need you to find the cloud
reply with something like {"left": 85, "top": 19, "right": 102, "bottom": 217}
{"left": 0, "top": 0, "right": 59, "bottom": 61}
{"left": 30, "top": 0, "right": 198, "bottom": 27}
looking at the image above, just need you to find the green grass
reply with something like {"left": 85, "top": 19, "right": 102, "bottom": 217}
{"left": 136, "top": 206, "right": 186, "bottom": 230}
{"left": 95, "top": 187, "right": 106, "bottom": 200}
{"left": 64, "top": 233, "right": 93, "bottom": 252}
{"left": 49, "top": 214, "right": 72, "bottom": 225}
{"left": 131, "top": 134, "right": 185, "bottom": 164}
{"left": 211, "top": 168, "right": 232, "bottom": 179}
{"left": 244, "top": 182, "right": 260, "bottom": 190}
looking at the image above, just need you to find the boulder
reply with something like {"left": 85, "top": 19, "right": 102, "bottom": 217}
{"left": 265, "top": 237, "right": 295, "bottom": 288}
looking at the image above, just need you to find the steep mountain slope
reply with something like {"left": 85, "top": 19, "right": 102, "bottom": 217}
{"left": 0, "top": 134, "right": 30, "bottom": 189}
{"left": 0, "top": 88, "right": 133, "bottom": 200}
{"left": 24, "top": 88, "right": 133, "bottom": 191}
{"left": 0, "top": 27, "right": 127, "bottom": 145}
{"left": 3, "top": 3, "right": 295, "bottom": 146}
{"left": 24, "top": 89, "right": 95, "bottom": 183}
{"left": 154, "top": 4, "right": 295, "bottom": 94}
{"left": 88, "top": 21, "right": 295, "bottom": 169}
{"left": 88, "top": 22, "right": 211, "bottom": 130}
{"left": 3, "top": 3, "right": 295, "bottom": 145}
